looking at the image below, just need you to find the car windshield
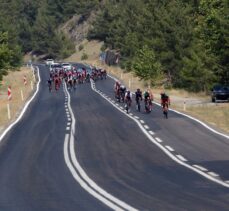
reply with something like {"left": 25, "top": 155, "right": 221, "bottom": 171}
{"left": 214, "top": 85, "right": 229, "bottom": 91}
{"left": 51, "top": 64, "right": 62, "bottom": 68}
{"left": 62, "top": 63, "right": 70, "bottom": 66}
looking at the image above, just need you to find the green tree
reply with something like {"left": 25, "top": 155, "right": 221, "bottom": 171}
{"left": 132, "top": 45, "right": 163, "bottom": 84}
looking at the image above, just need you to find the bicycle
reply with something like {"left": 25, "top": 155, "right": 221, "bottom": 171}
{"left": 136, "top": 99, "right": 141, "bottom": 112}
{"left": 125, "top": 99, "right": 131, "bottom": 114}
{"left": 162, "top": 103, "right": 169, "bottom": 119}
{"left": 145, "top": 98, "right": 152, "bottom": 113}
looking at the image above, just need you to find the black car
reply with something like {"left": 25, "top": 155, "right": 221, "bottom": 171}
{"left": 211, "top": 85, "right": 229, "bottom": 102}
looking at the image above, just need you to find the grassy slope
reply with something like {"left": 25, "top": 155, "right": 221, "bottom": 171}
{"left": 0, "top": 67, "right": 35, "bottom": 133}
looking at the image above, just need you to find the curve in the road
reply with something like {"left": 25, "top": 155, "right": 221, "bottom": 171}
{"left": 107, "top": 73, "right": 229, "bottom": 140}
{"left": 90, "top": 78, "right": 229, "bottom": 188}
{"left": 63, "top": 82, "right": 138, "bottom": 211}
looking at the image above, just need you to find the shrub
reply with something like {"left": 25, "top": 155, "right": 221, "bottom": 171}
{"left": 81, "top": 52, "right": 88, "bottom": 60}
{"left": 78, "top": 44, "right": 84, "bottom": 51}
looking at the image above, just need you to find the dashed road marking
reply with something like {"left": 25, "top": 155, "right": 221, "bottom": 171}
{"left": 140, "top": 120, "right": 145, "bottom": 124}
{"left": 129, "top": 113, "right": 133, "bottom": 116}
{"left": 176, "top": 155, "right": 187, "bottom": 162}
{"left": 67, "top": 122, "right": 71, "bottom": 126}
{"left": 149, "top": 131, "right": 155, "bottom": 135}
{"left": 134, "top": 116, "right": 139, "bottom": 119}
{"left": 208, "top": 172, "right": 219, "bottom": 177}
{"left": 193, "top": 165, "right": 208, "bottom": 172}
{"left": 165, "top": 146, "right": 174, "bottom": 152}
{"left": 155, "top": 137, "right": 163, "bottom": 143}
{"left": 143, "top": 125, "right": 149, "bottom": 129}
{"left": 90, "top": 76, "right": 229, "bottom": 188}
{"left": 68, "top": 118, "right": 71, "bottom": 121}
{"left": 66, "top": 127, "right": 70, "bottom": 131}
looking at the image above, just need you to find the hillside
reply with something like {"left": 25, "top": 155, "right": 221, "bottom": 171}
{"left": 0, "top": 0, "right": 99, "bottom": 79}
{"left": 0, "top": 0, "right": 228, "bottom": 92}
{"left": 88, "top": 0, "right": 229, "bottom": 92}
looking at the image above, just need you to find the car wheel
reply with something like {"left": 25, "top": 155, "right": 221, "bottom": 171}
{"left": 212, "top": 97, "right": 215, "bottom": 102}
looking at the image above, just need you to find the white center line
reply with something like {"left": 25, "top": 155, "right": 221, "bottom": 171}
{"left": 165, "top": 146, "right": 175, "bottom": 152}
{"left": 149, "top": 131, "right": 155, "bottom": 135}
{"left": 155, "top": 137, "right": 163, "bottom": 143}
{"left": 176, "top": 155, "right": 187, "bottom": 162}
{"left": 208, "top": 172, "right": 219, "bottom": 177}
{"left": 143, "top": 125, "right": 149, "bottom": 129}
{"left": 192, "top": 165, "right": 208, "bottom": 172}
{"left": 140, "top": 120, "right": 145, "bottom": 124}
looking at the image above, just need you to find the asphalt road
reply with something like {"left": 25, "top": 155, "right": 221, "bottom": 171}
{"left": 0, "top": 64, "right": 228, "bottom": 211}
{"left": 0, "top": 65, "right": 108, "bottom": 211}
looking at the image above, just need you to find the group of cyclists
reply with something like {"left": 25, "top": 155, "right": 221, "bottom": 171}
{"left": 47, "top": 66, "right": 107, "bottom": 92}
{"left": 114, "top": 80, "right": 170, "bottom": 118}
{"left": 47, "top": 64, "right": 171, "bottom": 118}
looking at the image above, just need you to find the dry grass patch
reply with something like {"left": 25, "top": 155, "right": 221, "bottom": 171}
{"left": 0, "top": 67, "right": 35, "bottom": 133}
{"left": 66, "top": 40, "right": 103, "bottom": 62}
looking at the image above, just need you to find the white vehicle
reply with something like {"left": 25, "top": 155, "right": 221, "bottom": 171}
{"left": 62, "top": 63, "right": 72, "bottom": 71}
{"left": 50, "top": 63, "right": 62, "bottom": 72}
{"left": 45, "top": 59, "right": 54, "bottom": 66}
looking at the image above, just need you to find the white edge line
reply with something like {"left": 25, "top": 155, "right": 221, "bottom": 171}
{"left": 63, "top": 134, "right": 123, "bottom": 211}
{"left": 64, "top": 82, "right": 138, "bottom": 211}
{"left": 0, "top": 66, "right": 41, "bottom": 142}
{"left": 105, "top": 72, "right": 229, "bottom": 140}
{"left": 153, "top": 102, "right": 229, "bottom": 139}
{"left": 90, "top": 81, "right": 229, "bottom": 188}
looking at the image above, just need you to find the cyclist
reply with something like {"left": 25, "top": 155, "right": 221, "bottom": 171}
{"left": 114, "top": 81, "right": 121, "bottom": 101}
{"left": 161, "top": 92, "right": 170, "bottom": 118}
{"left": 124, "top": 90, "right": 132, "bottom": 113}
{"left": 120, "top": 85, "right": 126, "bottom": 102}
{"left": 135, "top": 88, "right": 142, "bottom": 112}
{"left": 144, "top": 89, "right": 153, "bottom": 113}
{"left": 47, "top": 78, "right": 52, "bottom": 92}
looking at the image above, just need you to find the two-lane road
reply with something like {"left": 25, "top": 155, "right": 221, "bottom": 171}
{"left": 0, "top": 65, "right": 108, "bottom": 211}
{"left": 0, "top": 64, "right": 228, "bottom": 210}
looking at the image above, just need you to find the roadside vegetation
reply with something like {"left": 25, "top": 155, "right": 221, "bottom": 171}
{"left": 0, "top": 0, "right": 99, "bottom": 80}
{"left": 88, "top": 0, "right": 229, "bottom": 92}
{"left": 0, "top": 67, "right": 34, "bottom": 132}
